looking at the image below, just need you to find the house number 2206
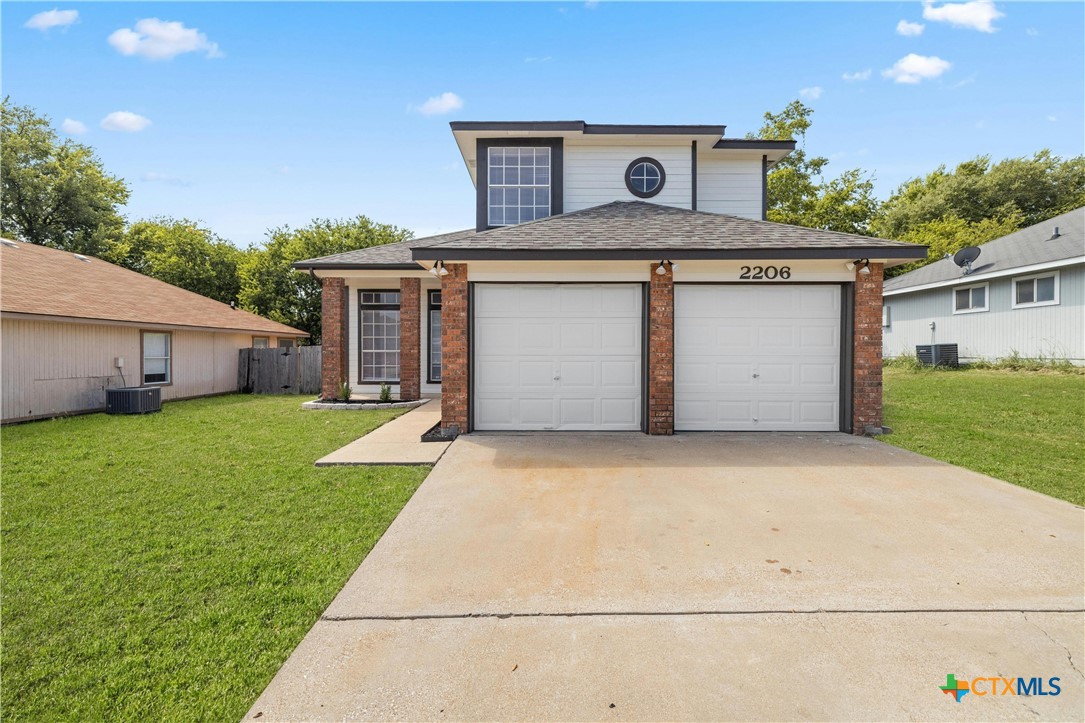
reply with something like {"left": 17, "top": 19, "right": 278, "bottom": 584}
{"left": 739, "top": 265, "right": 791, "bottom": 280}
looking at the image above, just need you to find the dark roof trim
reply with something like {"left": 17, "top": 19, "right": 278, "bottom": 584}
{"left": 713, "top": 139, "right": 796, "bottom": 150}
{"left": 290, "top": 262, "right": 421, "bottom": 271}
{"left": 411, "top": 247, "right": 928, "bottom": 262}
{"left": 449, "top": 121, "right": 727, "bottom": 136}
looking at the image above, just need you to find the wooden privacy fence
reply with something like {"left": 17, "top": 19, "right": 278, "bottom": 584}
{"left": 238, "top": 346, "right": 322, "bottom": 395}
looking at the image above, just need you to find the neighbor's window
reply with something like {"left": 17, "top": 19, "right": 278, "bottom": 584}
{"left": 953, "top": 283, "right": 988, "bottom": 314}
{"left": 882, "top": 305, "right": 890, "bottom": 328}
{"left": 428, "top": 290, "right": 442, "bottom": 383}
{"left": 360, "top": 291, "right": 400, "bottom": 382}
{"left": 277, "top": 338, "right": 296, "bottom": 348}
{"left": 1012, "top": 271, "right": 1060, "bottom": 309}
{"left": 252, "top": 336, "right": 269, "bottom": 348}
{"left": 142, "top": 331, "right": 171, "bottom": 385}
{"left": 488, "top": 147, "right": 550, "bottom": 226}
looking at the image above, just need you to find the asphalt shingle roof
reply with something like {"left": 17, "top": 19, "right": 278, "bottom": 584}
{"left": 293, "top": 230, "right": 476, "bottom": 268}
{"left": 294, "top": 201, "right": 927, "bottom": 268}
{"left": 1, "top": 239, "right": 307, "bottom": 336}
{"left": 883, "top": 207, "right": 1085, "bottom": 292}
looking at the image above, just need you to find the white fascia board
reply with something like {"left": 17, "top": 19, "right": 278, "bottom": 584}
{"left": 883, "top": 256, "right": 1084, "bottom": 297}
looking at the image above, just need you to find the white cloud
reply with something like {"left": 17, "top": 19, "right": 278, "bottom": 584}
{"left": 60, "top": 118, "right": 87, "bottom": 135}
{"left": 25, "top": 8, "right": 78, "bottom": 31}
{"left": 1026, "top": 27, "right": 1039, "bottom": 37}
{"left": 882, "top": 54, "right": 952, "bottom": 84}
{"left": 410, "top": 92, "right": 464, "bottom": 116}
{"left": 100, "top": 111, "right": 152, "bottom": 132}
{"left": 1047, "top": 115, "right": 1057, "bottom": 122}
{"left": 108, "top": 18, "right": 222, "bottom": 60}
{"left": 525, "top": 56, "right": 553, "bottom": 63}
{"left": 585, "top": 0, "right": 599, "bottom": 8}
{"left": 896, "top": 19, "right": 925, "bottom": 36}
{"left": 922, "top": 0, "right": 1004, "bottom": 33}
{"left": 799, "top": 86, "right": 823, "bottom": 101}
{"left": 842, "top": 69, "right": 872, "bottom": 82}
{"left": 142, "top": 172, "right": 190, "bottom": 186}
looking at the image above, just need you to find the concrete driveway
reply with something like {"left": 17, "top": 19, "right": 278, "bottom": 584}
{"left": 248, "top": 433, "right": 1084, "bottom": 721}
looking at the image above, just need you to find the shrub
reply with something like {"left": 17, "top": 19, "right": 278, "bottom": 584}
{"left": 379, "top": 382, "right": 392, "bottom": 403}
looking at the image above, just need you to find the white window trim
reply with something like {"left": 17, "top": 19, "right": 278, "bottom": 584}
{"left": 1011, "top": 270, "right": 1060, "bottom": 309}
{"left": 882, "top": 304, "right": 890, "bottom": 328}
{"left": 487, "top": 146, "right": 551, "bottom": 227}
{"left": 952, "top": 282, "right": 989, "bottom": 315}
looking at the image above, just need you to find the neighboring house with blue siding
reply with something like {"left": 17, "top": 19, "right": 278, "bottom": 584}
{"left": 883, "top": 207, "right": 1084, "bottom": 365}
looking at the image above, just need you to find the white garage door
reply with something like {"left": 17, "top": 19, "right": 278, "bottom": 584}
{"left": 675, "top": 285, "right": 842, "bottom": 431}
{"left": 474, "top": 284, "right": 642, "bottom": 431}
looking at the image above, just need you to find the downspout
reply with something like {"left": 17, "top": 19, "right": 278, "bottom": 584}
{"left": 691, "top": 140, "right": 698, "bottom": 211}
{"left": 761, "top": 154, "right": 768, "bottom": 221}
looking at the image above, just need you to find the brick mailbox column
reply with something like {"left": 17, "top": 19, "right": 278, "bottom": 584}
{"left": 398, "top": 277, "right": 421, "bottom": 401}
{"left": 320, "top": 276, "right": 348, "bottom": 400}
{"left": 853, "top": 262, "right": 885, "bottom": 434}
{"left": 648, "top": 263, "right": 675, "bottom": 435}
{"left": 441, "top": 264, "right": 469, "bottom": 434}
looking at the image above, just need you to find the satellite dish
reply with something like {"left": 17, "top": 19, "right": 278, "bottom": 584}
{"left": 953, "top": 246, "right": 981, "bottom": 275}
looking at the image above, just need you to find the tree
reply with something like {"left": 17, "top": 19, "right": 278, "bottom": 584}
{"left": 1, "top": 99, "right": 129, "bottom": 255}
{"left": 873, "top": 151, "right": 1085, "bottom": 240}
{"left": 752, "top": 100, "right": 879, "bottom": 235}
{"left": 885, "top": 211, "right": 1023, "bottom": 278}
{"left": 239, "top": 217, "right": 412, "bottom": 342}
{"left": 105, "top": 218, "right": 246, "bottom": 303}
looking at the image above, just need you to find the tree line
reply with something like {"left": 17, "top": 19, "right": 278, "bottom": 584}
{"left": 3, "top": 98, "right": 1083, "bottom": 341}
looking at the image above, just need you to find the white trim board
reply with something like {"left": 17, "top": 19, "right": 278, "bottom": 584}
{"left": 883, "top": 256, "right": 1084, "bottom": 297}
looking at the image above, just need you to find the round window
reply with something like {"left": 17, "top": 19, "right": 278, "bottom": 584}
{"left": 624, "top": 157, "right": 666, "bottom": 198}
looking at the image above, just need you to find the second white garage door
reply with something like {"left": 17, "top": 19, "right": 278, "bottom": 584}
{"left": 474, "top": 284, "right": 643, "bottom": 431}
{"left": 675, "top": 285, "right": 842, "bottom": 432}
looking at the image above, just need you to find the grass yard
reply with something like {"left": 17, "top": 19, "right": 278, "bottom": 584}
{"left": 883, "top": 367, "right": 1085, "bottom": 505}
{"left": 1, "top": 395, "right": 429, "bottom": 721}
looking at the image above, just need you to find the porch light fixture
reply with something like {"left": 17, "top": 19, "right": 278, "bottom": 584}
{"left": 846, "top": 259, "right": 871, "bottom": 274}
{"left": 429, "top": 261, "right": 449, "bottom": 277}
{"left": 655, "top": 260, "right": 677, "bottom": 275}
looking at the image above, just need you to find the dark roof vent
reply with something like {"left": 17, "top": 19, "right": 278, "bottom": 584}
{"left": 1049, "top": 226, "right": 1061, "bottom": 240}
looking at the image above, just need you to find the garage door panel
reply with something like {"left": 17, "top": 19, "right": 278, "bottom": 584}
{"left": 675, "top": 284, "right": 841, "bottom": 432}
{"left": 559, "top": 323, "right": 595, "bottom": 351}
{"left": 475, "top": 284, "right": 642, "bottom": 431}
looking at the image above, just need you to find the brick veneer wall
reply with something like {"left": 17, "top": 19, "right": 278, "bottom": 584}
{"left": 398, "top": 277, "right": 421, "bottom": 401}
{"left": 648, "top": 264, "right": 675, "bottom": 435}
{"left": 441, "top": 264, "right": 469, "bottom": 433}
{"left": 320, "top": 276, "right": 348, "bottom": 400}
{"left": 853, "top": 262, "right": 885, "bottom": 434}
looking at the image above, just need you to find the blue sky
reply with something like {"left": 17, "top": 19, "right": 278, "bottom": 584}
{"left": 5, "top": 1, "right": 1083, "bottom": 246}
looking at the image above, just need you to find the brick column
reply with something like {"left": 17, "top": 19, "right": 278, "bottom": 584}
{"left": 398, "top": 277, "right": 421, "bottom": 401}
{"left": 440, "top": 264, "right": 468, "bottom": 434}
{"left": 320, "top": 276, "right": 348, "bottom": 400}
{"left": 648, "top": 263, "right": 674, "bottom": 435}
{"left": 853, "top": 263, "right": 885, "bottom": 434}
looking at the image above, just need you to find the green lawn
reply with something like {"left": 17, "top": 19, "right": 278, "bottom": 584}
{"left": 883, "top": 367, "right": 1085, "bottom": 505}
{"left": 1, "top": 395, "right": 429, "bottom": 722}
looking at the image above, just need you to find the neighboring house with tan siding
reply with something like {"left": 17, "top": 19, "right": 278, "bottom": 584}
{"left": 1, "top": 239, "right": 306, "bottom": 423}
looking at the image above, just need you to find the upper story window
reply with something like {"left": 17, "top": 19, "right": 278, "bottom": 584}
{"left": 1012, "top": 271, "right": 1060, "bottom": 309}
{"left": 953, "top": 282, "right": 988, "bottom": 314}
{"left": 625, "top": 157, "right": 666, "bottom": 198}
{"left": 488, "top": 147, "right": 550, "bottom": 226}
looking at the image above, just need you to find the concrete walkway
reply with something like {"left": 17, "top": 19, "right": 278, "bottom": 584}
{"left": 314, "top": 401, "right": 449, "bottom": 466}
{"left": 252, "top": 433, "right": 1084, "bottom": 720}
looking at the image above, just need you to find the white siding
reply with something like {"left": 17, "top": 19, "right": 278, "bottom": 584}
{"left": 563, "top": 143, "right": 692, "bottom": 212}
{"left": 882, "top": 263, "right": 1085, "bottom": 363}
{"left": 2, "top": 317, "right": 253, "bottom": 422}
{"left": 696, "top": 154, "right": 763, "bottom": 219}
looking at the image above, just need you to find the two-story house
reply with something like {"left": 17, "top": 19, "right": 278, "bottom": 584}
{"left": 295, "top": 121, "right": 926, "bottom": 436}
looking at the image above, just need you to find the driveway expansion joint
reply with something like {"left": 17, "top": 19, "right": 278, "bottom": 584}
{"left": 321, "top": 607, "right": 1085, "bottom": 623}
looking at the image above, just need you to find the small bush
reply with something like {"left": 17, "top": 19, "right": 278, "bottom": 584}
{"left": 338, "top": 380, "right": 351, "bottom": 400}
{"left": 379, "top": 382, "right": 392, "bottom": 403}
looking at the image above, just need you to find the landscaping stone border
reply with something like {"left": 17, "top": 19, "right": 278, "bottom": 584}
{"left": 301, "top": 398, "right": 430, "bottom": 411}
